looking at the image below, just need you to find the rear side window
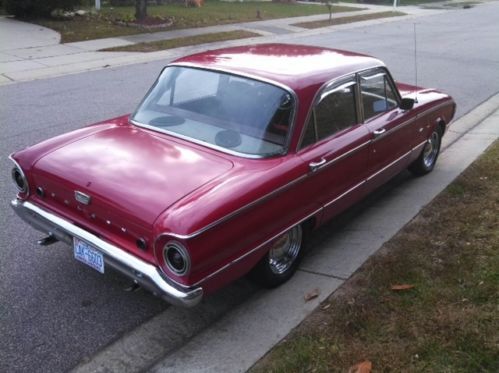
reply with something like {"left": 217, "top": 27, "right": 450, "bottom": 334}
{"left": 301, "top": 81, "right": 358, "bottom": 147}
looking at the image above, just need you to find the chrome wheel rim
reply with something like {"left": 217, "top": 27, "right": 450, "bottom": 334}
{"left": 268, "top": 225, "right": 302, "bottom": 275}
{"left": 423, "top": 131, "right": 439, "bottom": 168}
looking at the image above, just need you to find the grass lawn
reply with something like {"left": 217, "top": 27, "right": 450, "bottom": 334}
{"left": 31, "top": 1, "right": 361, "bottom": 43}
{"left": 251, "top": 140, "right": 499, "bottom": 372}
{"left": 340, "top": 0, "right": 443, "bottom": 4}
{"left": 293, "top": 11, "right": 405, "bottom": 29}
{"left": 102, "top": 30, "right": 260, "bottom": 52}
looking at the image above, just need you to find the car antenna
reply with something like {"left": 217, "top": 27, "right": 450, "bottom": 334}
{"left": 413, "top": 22, "right": 419, "bottom": 103}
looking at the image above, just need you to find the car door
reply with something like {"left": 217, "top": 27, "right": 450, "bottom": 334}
{"left": 297, "top": 78, "right": 371, "bottom": 223}
{"left": 359, "top": 68, "right": 419, "bottom": 189}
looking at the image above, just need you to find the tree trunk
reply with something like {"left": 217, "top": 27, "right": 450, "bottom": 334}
{"left": 135, "top": 0, "right": 147, "bottom": 21}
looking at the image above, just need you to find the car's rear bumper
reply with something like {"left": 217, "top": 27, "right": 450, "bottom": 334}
{"left": 10, "top": 199, "right": 203, "bottom": 307}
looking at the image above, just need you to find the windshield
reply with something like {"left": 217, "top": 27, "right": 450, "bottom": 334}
{"left": 131, "top": 66, "right": 295, "bottom": 157}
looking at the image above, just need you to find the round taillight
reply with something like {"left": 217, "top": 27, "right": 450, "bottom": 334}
{"left": 163, "top": 242, "right": 190, "bottom": 275}
{"left": 12, "top": 166, "right": 27, "bottom": 193}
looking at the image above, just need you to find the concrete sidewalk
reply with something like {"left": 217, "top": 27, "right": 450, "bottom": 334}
{"left": 0, "top": 3, "right": 445, "bottom": 85}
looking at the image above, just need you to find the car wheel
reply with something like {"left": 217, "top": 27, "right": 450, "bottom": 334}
{"left": 409, "top": 127, "right": 443, "bottom": 176}
{"left": 251, "top": 224, "right": 305, "bottom": 288}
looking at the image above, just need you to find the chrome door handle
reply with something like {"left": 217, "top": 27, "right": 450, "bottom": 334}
{"left": 373, "top": 128, "right": 386, "bottom": 138}
{"left": 309, "top": 158, "right": 326, "bottom": 172}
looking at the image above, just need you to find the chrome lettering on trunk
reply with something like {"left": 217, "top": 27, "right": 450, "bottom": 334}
{"left": 75, "top": 191, "right": 91, "bottom": 205}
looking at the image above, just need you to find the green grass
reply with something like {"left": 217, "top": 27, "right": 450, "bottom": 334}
{"left": 31, "top": 1, "right": 361, "bottom": 43}
{"left": 102, "top": 30, "right": 260, "bottom": 52}
{"left": 100, "top": 1, "right": 360, "bottom": 24}
{"left": 293, "top": 11, "right": 405, "bottom": 29}
{"left": 251, "top": 140, "right": 499, "bottom": 372}
{"left": 340, "top": 0, "right": 446, "bottom": 5}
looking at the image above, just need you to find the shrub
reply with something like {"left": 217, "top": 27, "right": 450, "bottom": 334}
{"left": 4, "top": 0, "right": 81, "bottom": 17}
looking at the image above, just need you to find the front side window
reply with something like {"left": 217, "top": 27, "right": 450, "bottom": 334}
{"left": 360, "top": 71, "right": 398, "bottom": 121}
{"left": 301, "top": 81, "right": 358, "bottom": 148}
{"left": 132, "top": 66, "right": 294, "bottom": 157}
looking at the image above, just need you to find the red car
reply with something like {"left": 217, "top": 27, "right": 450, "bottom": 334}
{"left": 10, "top": 44, "right": 455, "bottom": 307}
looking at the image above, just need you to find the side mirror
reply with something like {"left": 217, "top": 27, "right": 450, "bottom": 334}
{"left": 400, "top": 97, "right": 415, "bottom": 111}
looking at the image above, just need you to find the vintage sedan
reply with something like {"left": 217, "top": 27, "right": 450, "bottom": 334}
{"left": 10, "top": 44, "right": 455, "bottom": 307}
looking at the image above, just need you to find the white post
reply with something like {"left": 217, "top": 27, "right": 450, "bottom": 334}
{"left": 393, "top": 0, "right": 397, "bottom": 9}
{"left": 95, "top": 0, "right": 101, "bottom": 11}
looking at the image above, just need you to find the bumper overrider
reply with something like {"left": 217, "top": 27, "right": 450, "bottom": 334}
{"left": 10, "top": 199, "right": 203, "bottom": 307}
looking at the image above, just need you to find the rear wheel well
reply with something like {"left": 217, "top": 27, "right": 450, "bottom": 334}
{"left": 302, "top": 216, "right": 316, "bottom": 234}
{"left": 437, "top": 120, "right": 446, "bottom": 135}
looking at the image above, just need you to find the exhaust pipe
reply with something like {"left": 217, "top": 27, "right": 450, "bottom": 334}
{"left": 37, "top": 234, "right": 58, "bottom": 246}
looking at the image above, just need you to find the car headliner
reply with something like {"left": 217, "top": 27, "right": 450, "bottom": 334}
{"left": 171, "top": 43, "right": 384, "bottom": 93}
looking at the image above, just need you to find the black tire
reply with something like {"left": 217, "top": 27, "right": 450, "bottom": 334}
{"left": 409, "top": 126, "right": 443, "bottom": 176}
{"left": 250, "top": 224, "right": 305, "bottom": 288}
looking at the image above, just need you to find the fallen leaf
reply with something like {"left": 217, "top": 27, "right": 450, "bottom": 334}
{"left": 391, "top": 284, "right": 415, "bottom": 291}
{"left": 322, "top": 303, "right": 331, "bottom": 310}
{"left": 348, "top": 360, "right": 372, "bottom": 373}
{"left": 304, "top": 288, "right": 320, "bottom": 302}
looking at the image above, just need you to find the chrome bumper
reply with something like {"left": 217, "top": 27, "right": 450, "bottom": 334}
{"left": 10, "top": 199, "right": 203, "bottom": 307}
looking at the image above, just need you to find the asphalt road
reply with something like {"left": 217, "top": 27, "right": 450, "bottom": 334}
{"left": 1, "top": 4, "right": 498, "bottom": 372}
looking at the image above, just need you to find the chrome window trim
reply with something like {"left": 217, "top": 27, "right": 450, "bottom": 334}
{"left": 306, "top": 77, "right": 360, "bottom": 146}
{"left": 361, "top": 72, "right": 386, "bottom": 81}
{"left": 130, "top": 63, "right": 299, "bottom": 160}
{"left": 297, "top": 63, "right": 385, "bottom": 150}
{"left": 319, "top": 81, "right": 357, "bottom": 102}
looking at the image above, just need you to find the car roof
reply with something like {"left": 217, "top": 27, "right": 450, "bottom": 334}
{"left": 171, "top": 43, "right": 384, "bottom": 93}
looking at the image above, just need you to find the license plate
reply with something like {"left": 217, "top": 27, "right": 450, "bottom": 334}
{"left": 74, "top": 238, "right": 105, "bottom": 274}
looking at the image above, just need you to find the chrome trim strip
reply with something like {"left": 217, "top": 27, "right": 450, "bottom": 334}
{"left": 192, "top": 207, "right": 323, "bottom": 287}
{"left": 159, "top": 137, "right": 429, "bottom": 243}
{"left": 11, "top": 199, "right": 202, "bottom": 307}
{"left": 324, "top": 180, "right": 366, "bottom": 209}
{"left": 318, "top": 140, "right": 372, "bottom": 171}
{"left": 361, "top": 72, "right": 386, "bottom": 81}
{"left": 366, "top": 150, "right": 412, "bottom": 182}
{"left": 9, "top": 154, "right": 30, "bottom": 197}
{"left": 131, "top": 63, "right": 299, "bottom": 159}
{"left": 370, "top": 117, "right": 416, "bottom": 142}
{"left": 320, "top": 81, "right": 356, "bottom": 101}
{"left": 155, "top": 172, "right": 310, "bottom": 241}
{"left": 416, "top": 101, "right": 449, "bottom": 119}
{"left": 414, "top": 139, "right": 427, "bottom": 150}
{"left": 168, "top": 138, "right": 431, "bottom": 286}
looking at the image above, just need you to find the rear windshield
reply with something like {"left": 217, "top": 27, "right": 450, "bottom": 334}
{"left": 131, "top": 66, "right": 295, "bottom": 157}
